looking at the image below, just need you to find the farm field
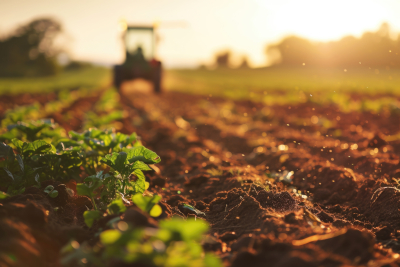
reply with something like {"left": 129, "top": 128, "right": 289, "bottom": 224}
{"left": 0, "top": 66, "right": 111, "bottom": 95}
{"left": 1, "top": 68, "right": 400, "bottom": 266}
{"left": 166, "top": 67, "right": 400, "bottom": 96}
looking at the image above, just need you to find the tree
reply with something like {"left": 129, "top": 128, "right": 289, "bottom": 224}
{"left": 214, "top": 50, "right": 231, "bottom": 68}
{"left": 266, "top": 22, "right": 400, "bottom": 68}
{"left": 0, "top": 18, "right": 62, "bottom": 77}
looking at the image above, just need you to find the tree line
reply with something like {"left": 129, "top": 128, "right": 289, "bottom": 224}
{"left": 0, "top": 18, "right": 63, "bottom": 77}
{"left": 266, "top": 23, "right": 400, "bottom": 68}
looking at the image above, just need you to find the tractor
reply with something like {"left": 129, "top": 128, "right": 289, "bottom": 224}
{"left": 113, "top": 24, "right": 162, "bottom": 93}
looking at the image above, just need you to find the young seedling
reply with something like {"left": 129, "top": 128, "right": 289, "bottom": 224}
{"left": 100, "top": 146, "right": 160, "bottom": 196}
{"left": 77, "top": 171, "right": 107, "bottom": 210}
{"left": 44, "top": 185, "right": 59, "bottom": 198}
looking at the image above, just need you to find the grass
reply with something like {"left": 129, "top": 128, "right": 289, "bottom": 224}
{"left": 1, "top": 65, "right": 399, "bottom": 113}
{"left": 164, "top": 67, "right": 400, "bottom": 112}
{"left": 165, "top": 67, "right": 400, "bottom": 98}
{"left": 0, "top": 66, "right": 111, "bottom": 95}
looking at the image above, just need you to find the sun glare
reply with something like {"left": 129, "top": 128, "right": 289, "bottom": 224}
{"left": 258, "top": 0, "right": 388, "bottom": 41}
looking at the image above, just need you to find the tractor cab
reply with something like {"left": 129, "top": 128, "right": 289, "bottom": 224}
{"left": 114, "top": 25, "right": 162, "bottom": 93}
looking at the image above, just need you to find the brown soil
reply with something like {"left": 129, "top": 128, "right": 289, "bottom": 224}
{"left": 2, "top": 88, "right": 400, "bottom": 267}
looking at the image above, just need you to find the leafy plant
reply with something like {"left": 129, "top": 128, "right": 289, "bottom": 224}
{"left": 61, "top": 218, "right": 222, "bottom": 267}
{"left": 7, "top": 119, "right": 56, "bottom": 142}
{"left": 84, "top": 110, "right": 124, "bottom": 129}
{"left": 12, "top": 138, "right": 82, "bottom": 182}
{"left": 100, "top": 146, "right": 160, "bottom": 196}
{"left": 69, "top": 129, "right": 141, "bottom": 175}
{"left": 69, "top": 129, "right": 140, "bottom": 155}
{"left": 82, "top": 198, "right": 126, "bottom": 228}
{"left": 76, "top": 171, "right": 110, "bottom": 210}
{"left": 0, "top": 141, "right": 41, "bottom": 195}
{"left": 44, "top": 185, "right": 59, "bottom": 198}
{"left": 1, "top": 137, "right": 83, "bottom": 195}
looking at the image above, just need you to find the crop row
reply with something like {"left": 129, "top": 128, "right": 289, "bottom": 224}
{"left": 0, "top": 96, "right": 221, "bottom": 267}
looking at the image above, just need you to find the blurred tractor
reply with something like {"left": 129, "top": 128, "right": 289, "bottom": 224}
{"left": 114, "top": 24, "right": 162, "bottom": 93}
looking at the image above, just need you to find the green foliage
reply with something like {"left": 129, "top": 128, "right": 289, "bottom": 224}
{"left": 84, "top": 110, "right": 124, "bottom": 130}
{"left": 132, "top": 194, "right": 162, "bottom": 217}
{"left": 83, "top": 210, "right": 102, "bottom": 228}
{"left": 70, "top": 128, "right": 139, "bottom": 155}
{"left": 77, "top": 171, "right": 109, "bottom": 210}
{"left": 12, "top": 138, "right": 55, "bottom": 157}
{"left": 0, "top": 141, "right": 39, "bottom": 195}
{"left": 44, "top": 185, "right": 59, "bottom": 198}
{"left": 107, "top": 198, "right": 126, "bottom": 215}
{"left": 0, "top": 103, "right": 221, "bottom": 266}
{"left": 124, "top": 146, "right": 161, "bottom": 164}
{"left": 1, "top": 118, "right": 66, "bottom": 144}
{"left": 100, "top": 146, "right": 159, "bottom": 195}
{"left": 1, "top": 104, "right": 41, "bottom": 126}
{"left": 0, "top": 191, "right": 9, "bottom": 199}
{"left": 61, "top": 218, "right": 222, "bottom": 267}
{"left": 7, "top": 120, "right": 55, "bottom": 142}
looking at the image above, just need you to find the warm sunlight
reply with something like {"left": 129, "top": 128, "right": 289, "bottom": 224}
{"left": 2, "top": 1, "right": 400, "bottom": 266}
{"left": 1, "top": 0, "right": 399, "bottom": 67}
{"left": 258, "top": 0, "right": 390, "bottom": 42}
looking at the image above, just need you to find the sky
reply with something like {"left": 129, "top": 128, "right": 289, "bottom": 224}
{"left": 1, "top": 0, "right": 400, "bottom": 68}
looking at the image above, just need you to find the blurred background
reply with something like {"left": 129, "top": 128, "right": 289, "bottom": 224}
{"left": 1, "top": 0, "right": 400, "bottom": 98}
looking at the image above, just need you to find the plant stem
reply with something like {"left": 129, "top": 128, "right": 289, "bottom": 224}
{"left": 122, "top": 176, "right": 127, "bottom": 195}
{"left": 91, "top": 196, "right": 98, "bottom": 210}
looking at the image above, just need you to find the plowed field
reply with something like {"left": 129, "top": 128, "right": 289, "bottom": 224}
{"left": 2, "top": 87, "right": 400, "bottom": 267}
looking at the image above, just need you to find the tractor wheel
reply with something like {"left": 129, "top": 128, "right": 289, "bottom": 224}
{"left": 113, "top": 65, "right": 123, "bottom": 90}
{"left": 153, "top": 65, "right": 162, "bottom": 94}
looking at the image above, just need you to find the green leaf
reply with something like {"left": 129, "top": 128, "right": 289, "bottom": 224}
{"left": 16, "top": 155, "right": 24, "bottom": 173}
{"left": 83, "top": 210, "right": 102, "bottom": 227}
{"left": 125, "top": 146, "right": 161, "bottom": 164}
{"left": 0, "top": 191, "right": 9, "bottom": 199}
{"left": 22, "top": 140, "right": 54, "bottom": 157}
{"left": 132, "top": 194, "right": 162, "bottom": 215}
{"left": 132, "top": 169, "right": 146, "bottom": 194}
{"left": 204, "top": 254, "right": 223, "bottom": 267}
{"left": 76, "top": 183, "right": 92, "bottom": 197}
{"left": 69, "top": 131, "right": 85, "bottom": 141}
{"left": 0, "top": 142, "right": 15, "bottom": 161}
{"left": 84, "top": 176, "right": 103, "bottom": 192}
{"left": 160, "top": 219, "right": 209, "bottom": 242}
{"left": 149, "top": 204, "right": 162, "bottom": 217}
{"left": 11, "top": 139, "right": 24, "bottom": 153}
{"left": 100, "top": 229, "right": 121, "bottom": 245}
{"left": 107, "top": 198, "right": 126, "bottom": 215}
{"left": 100, "top": 152, "right": 128, "bottom": 174}
{"left": 8, "top": 120, "right": 54, "bottom": 142}
{"left": 44, "top": 185, "right": 54, "bottom": 194}
{"left": 131, "top": 161, "right": 152, "bottom": 171}
{"left": 49, "top": 190, "right": 58, "bottom": 198}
